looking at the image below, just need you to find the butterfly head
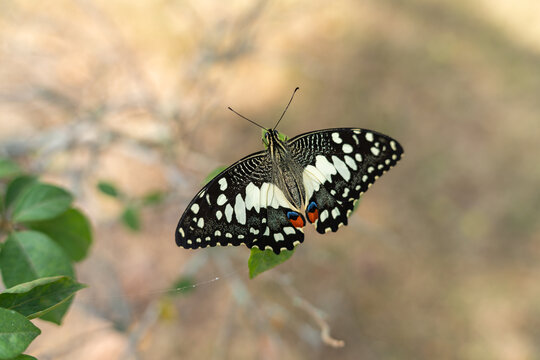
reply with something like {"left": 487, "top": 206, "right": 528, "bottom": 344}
{"left": 262, "top": 129, "right": 288, "bottom": 148}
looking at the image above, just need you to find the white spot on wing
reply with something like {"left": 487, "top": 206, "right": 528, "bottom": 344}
{"left": 197, "top": 218, "right": 204, "bottom": 228}
{"left": 342, "top": 144, "right": 353, "bottom": 154}
{"left": 268, "top": 184, "right": 292, "bottom": 209}
{"left": 344, "top": 155, "right": 357, "bottom": 170}
{"left": 320, "top": 209, "right": 329, "bottom": 222}
{"left": 365, "top": 132, "right": 374, "bottom": 142}
{"left": 191, "top": 204, "right": 199, "bottom": 214}
{"left": 390, "top": 140, "right": 397, "bottom": 151}
{"left": 260, "top": 182, "right": 293, "bottom": 209}
{"left": 245, "top": 182, "right": 260, "bottom": 213}
{"left": 217, "top": 194, "right": 227, "bottom": 206}
{"left": 259, "top": 182, "right": 270, "bottom": 208}
{"left": 216, "top": 210, "right": 223, "bottom": 220}
{"left": 302, "top": 165, "right": 323, "bottom": 200}
{"left": 218, "top": 178, "right": 228, "bottom": 190}
{"left": 179, "top": 228, "right": 185, "bottom": 237}
{"left": 274, "top": 233, "right": 284, "bottom": 241}
{"left": 234, "top": 193, "right": 246, "bottom": 225}
{"left": 332, "top": 132, "right": 343, "bottom": 144}
{"left": 332, "top": 156, "right": 351, "bottom": 181}
{"left": 283, "top": 226, "right": 296, "bottom": 235}
{"left": 371, "top": 147, "right": 380, "bottom": 156}
{"left": 225, "top": 204, "right": 233, "bottom": 222}
{"left": 250, "top": 227, "right": 259, "bottom": 235}
{"left": 315, "top": 155, "right": 337, "bottom": 182}
{"left": 331, "top": 208, "right": 340, "bottom": 219}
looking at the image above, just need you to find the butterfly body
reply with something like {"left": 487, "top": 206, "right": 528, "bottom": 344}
{"left": 176, "top": 128, "right": 403, "bottom": 254}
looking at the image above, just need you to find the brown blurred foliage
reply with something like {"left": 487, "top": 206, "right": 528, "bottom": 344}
{"left": 1, "top": 0, "right": 540, "bottom": 359}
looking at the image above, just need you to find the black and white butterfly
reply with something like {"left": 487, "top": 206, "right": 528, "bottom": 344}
{"left": 175, "top": 95, "right": 403, "bottom": 254}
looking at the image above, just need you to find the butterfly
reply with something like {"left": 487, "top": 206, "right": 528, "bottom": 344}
{"left": 175, "top": 93, "right": 403, "bottom": 254}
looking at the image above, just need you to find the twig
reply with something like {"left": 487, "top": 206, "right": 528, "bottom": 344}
{"left": 276, "top": 275, "right": 345, "bottom": 348}
{"left": 122, "top": 299, "right": 160, "bottom": 360}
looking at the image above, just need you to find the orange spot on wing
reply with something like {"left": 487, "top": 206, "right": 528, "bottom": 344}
{"left": 307, "top": 208, "right": 319, "bottom": 223}
{"left": 289, "top": 216, "right": 305, "bottom": 228}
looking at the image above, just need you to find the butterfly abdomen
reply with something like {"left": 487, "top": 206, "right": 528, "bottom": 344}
{"left": 272, "top": 150, "right": 306, "bottom": 211}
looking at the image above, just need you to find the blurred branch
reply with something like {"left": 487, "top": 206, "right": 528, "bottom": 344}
{"left": 122, "top": 299, "right": 160, "bottom": 360}
{"left": 0, "top": 0, "right": 268, "bottom": 202}
{"left": 211, "top": 252, "right": 286, "bottom": 357}
{"left": 275, "top": 274, "right": 345, "bottom": 348}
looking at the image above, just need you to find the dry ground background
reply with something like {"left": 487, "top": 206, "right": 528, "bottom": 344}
{"left": 1, "top": 0, "right": 540, "bottom": 359}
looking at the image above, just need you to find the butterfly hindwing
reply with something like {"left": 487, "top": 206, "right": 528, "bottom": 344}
{"left": 288, "top": 128, "right": 403, "bottom": 233}
{"left": 252, "top": 206, "right": 305, "bottom": 253}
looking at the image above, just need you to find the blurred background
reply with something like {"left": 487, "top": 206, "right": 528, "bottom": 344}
{"left": 1, "top": 0, "right": 540, "bottom": 359}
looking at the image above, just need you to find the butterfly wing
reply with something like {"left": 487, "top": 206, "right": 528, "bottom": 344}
{"left": 175, "top": 151, "right": 305, "bottom": 254}
{"left": 288, "top": 128, "right": 404, "bottom": 233}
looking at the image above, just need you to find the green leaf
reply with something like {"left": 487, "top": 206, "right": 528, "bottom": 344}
{"left": 38, "top": 298, "right": 71, "bottom": 325}
{"left": 97, "top": 181, "right": 119, "bottom": 198}
{"left": 142, "top": 191, "right": 165, "bottom": 206}
{"left": 248, "top": 248, "right": 294, "bottom": 279}
{"left": 9, "top": 355, "right": 37, "bottom": 360}
{"left": 168, "top": 276, "right": 196, "bottom": 296}
{"left": 0, "top": 276, "right": 86, "bottom": 319}
{"left": 121, "top": 206, "right": 140, "bottom": 231}
{"left": 26, "top": 208, "right": 92, "bottom": 262}
{"left": 0, "top": 158, "right": 21, "bottom": 179}
{"left": 0, "top": 231, "right": 75, "bottom": 324}
{"left": 4, "top": 176, "right": 37, "bottom": 210}
{"left": 203, "top": 166, "right": 228, "bottom": 185}
{"left": 12, "top": 183, "right": 73, "bottom": 223}
{"left": 352, "top": 197, "right": 362, "bottom": 214}
{"left": 0, "top": 308, "right": 40, "bottom": 360}
{"left": 0, "top": 231, "right": 74, "bottom": 287}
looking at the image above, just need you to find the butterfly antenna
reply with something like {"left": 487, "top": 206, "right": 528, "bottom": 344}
{"left": 228, "top": 107, "right": 267, "bottom": 130}
{"left": 273, "top": 87, "right": 299, "bottom": 130}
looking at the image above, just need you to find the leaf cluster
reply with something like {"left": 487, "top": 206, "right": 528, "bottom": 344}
{"left": 97, "top": 181, "right": 165, "bottom": 232}
{"left": 0, "top": 159, "right": 90, "bottom": 359}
